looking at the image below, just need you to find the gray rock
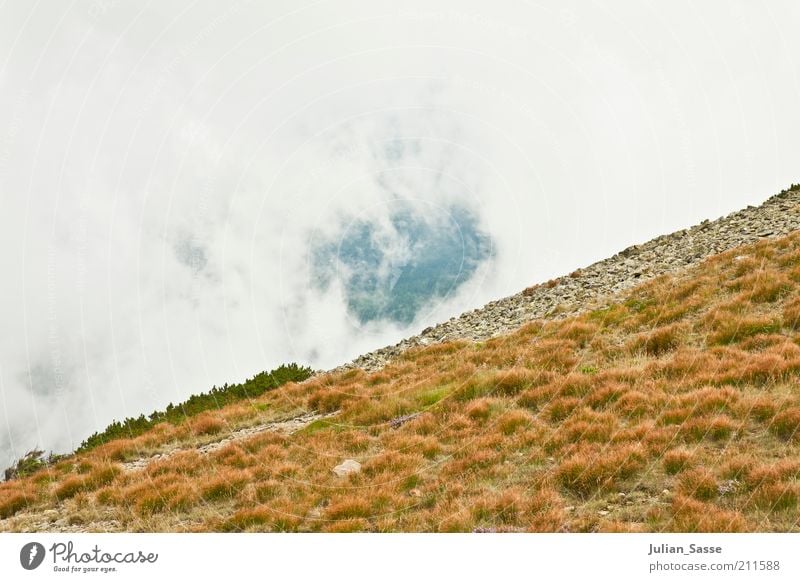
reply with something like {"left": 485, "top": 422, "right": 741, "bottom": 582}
{"left": 332, "top": 459, "right": 361, "bottom": 477}
{"left": 336, "top": 187, "right": 800, "bottom": 373}
{"left": 389, "top": 413, "right": 421, "bottom": 429}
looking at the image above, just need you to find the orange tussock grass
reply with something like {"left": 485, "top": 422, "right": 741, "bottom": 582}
{"left": 307, "top": 385, "right": 357, "bottom": 413}
{"left": 739, "top": 459, "right": 800, "bottom": 492}
{"left": 585, "top": 382, "right": 628, "bottom": 410}
{"left": 679, "top": 415, "right": 739, "bottom": 442}
{"left": 544, "top": 397, "right": 582, "bottom": 422}
{"left": 668, "top": 495, "right": 747, "bottom": 532}
{"left": 769, "top": 408, "right": 800, "bottom": 440}
{"left": 464, "top": 398, "right": 492, "bottom": 421}
{"left": 325, "top": 498, "right": 373, "bottom": 521}
{"left": 130, "top": 477, "right": 199, "bottom": 516}
{"left": 740, "top": 395, "right": 781, "bottom": 422}
{"left": 145, "top": 450, "right": 205, "bottom": 477}
{"left": 0, "top": 493, "right": 31, "bottom": 519}
{"left": 200, "top": 468, "right": 252, "bottom": 501}
{"left": 496, "top": 409, "right": 532, "bottom": 435}
{"left": 627, "top": 324, "right": 684, "bottom": 356}
{"left": 676, "top": 468, "right": 718, "bottom": 501}
{"left": 492, "top": 367, "right": 550, "bottom": 396}
{"left": 7, "top": 230, "right": 800, "bottom": 533}
{"left": 556, "top": 444, "right": 645, "bottom": 497}
{"left": 662, "top": 448, "right": 695, "bottom": 475}
{"left": 613, "top": 390, "right": 653, "bottom": 418}
{"left": 380, "top": 432, "right": 440, "bottom": 460}
{"left": 747, "top": 482, "right": 799, "bottom": 511}
{"left": 553, "top": 409, "right": 617, "bottom": 445}
{"left": 222, "top": 502, "right": 304, "bottom": 532}
{"left": 53, "top": 463, "right": 121, "bottom": 500}
{"left": 556, "top": 321, "right": 600, "bottom": 347}
{"left": 361, "top": 450, "right": 421, "bottom": 479}
{"left": 0, "top": 481, "right": 33, "bottom": 519}
{"left": 211, "top": 443, "right": 255, "bottom": 469}
{"left": 731, "top": 271, "right": 792, "bottom": 303}
{"left": 471, "top": 488, "right": 531, "bottom": 527}
{"left": 91, "top": 438, "right": 139, "bottom": 462}
{"left": 516, "top": 384, "right": 558, "bottom": 410}
{"left": 188, "top": 414, "right": 226, "bottom": 436}
{"left": 522, "top": 339, "right": 579, "bottom": 371}
{"left": 782, "top": 296, "right": 800, "bottom": 330}
{"left": 322, "top": 518, "right": 371, "bottom": 533}
{"left": 706, "top": 314, "right": 783, "bottom": 346}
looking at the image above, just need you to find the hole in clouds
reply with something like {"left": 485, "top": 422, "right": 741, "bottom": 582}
{"left": 311, "top": 200, "right": 493, "bottom": 325}
{"left": 174, "top": 236, "right": 209, "bottom": 274}
{"left": 25, "top": 360, "right": 71, "bottom": 399}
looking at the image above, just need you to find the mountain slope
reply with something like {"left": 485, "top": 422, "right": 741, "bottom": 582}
{"left": 3, "top": 191, "right": 800, "bottom": 532}
{"left": 349, "top": 185, "right": 800, "bottom": 371}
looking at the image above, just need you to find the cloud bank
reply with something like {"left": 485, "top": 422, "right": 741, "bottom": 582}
{"left": 1, "top": 0, "right": 800, "bottom": 467}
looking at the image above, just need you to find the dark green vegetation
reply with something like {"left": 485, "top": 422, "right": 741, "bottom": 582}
{"left": 76, "top": 363, "right": 313, "bottom": 453}
{"left": 312, "top": 204, "right": 493, "bottom": 324}
{"left": 3, "top": 449, "right": 65, "bottom": 481}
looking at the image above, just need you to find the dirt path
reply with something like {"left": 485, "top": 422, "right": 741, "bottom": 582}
{"left": 121, "top": 411, "right": 338, "bottom": 473}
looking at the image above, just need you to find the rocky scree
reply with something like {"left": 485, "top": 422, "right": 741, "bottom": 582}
{"left": 341, "top": 186, "right": 800, "bottom": 372}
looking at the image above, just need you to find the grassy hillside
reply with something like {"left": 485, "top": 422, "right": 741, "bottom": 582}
{"left": 3, "top": 232, "right": 800, "bottom": 532}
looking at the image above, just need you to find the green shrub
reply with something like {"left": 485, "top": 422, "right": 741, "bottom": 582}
{"left": 77, "top": 363, "right": 313, "bottom": 453}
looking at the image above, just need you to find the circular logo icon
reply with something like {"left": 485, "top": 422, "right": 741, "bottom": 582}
{"left": 20, "top": 542, "right": 46, "bottom": 570}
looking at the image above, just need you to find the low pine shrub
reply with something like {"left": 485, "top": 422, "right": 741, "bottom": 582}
{"left": 77, "top": 363, "right": 312, "bottom": 453}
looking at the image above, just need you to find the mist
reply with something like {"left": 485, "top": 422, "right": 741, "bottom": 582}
{"left": 2, "top": 0, "right": 800, "bottom": 468}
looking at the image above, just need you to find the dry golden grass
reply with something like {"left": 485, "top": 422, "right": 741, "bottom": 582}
{"left": 131, "top": 477, "right": 199, "bottom": 516}
{"left": 53, "top": 463, "right": 121, "bottom": 500}
{"left": 770, "top": 408, "right": 800, "bottom": 440}
{"left": 662, "top": 448, "right": 695, "bottom": 475}
{"left": 668, "top": 495, "right": 747, "bottom": 532}
{"left": 7, "top": 231, "right": 800, "bottom": 532}
{"left": 188, "top": 414, "right": 227, "bottom": 436}
{"left": 627, "top": 324, "right": 684, "bottom": 356}
{"left": 676, "top": 468, "right": 718, "bottom": 501}
{"left": 556, "top": 444, "right": 646, "bottom": 497}
{"left": 0, "top": 483, "right": 31, "bottom": 519}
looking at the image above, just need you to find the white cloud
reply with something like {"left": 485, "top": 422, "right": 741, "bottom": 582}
{"left": 1, "top": 0, "right": 800, "bottom": 467}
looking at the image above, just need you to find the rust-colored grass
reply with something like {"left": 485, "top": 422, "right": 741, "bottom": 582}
{"left": 6, "top": 231, "right": 800, "bottom": 532}
{"left": 662, "top": 448, "right": 695, "bottom": 475}
{"left": 556, "top": 444, "right": 645, "bottom": 497}
{"left": 628, "top": 324, "right": 683, "bottom": 356}
{"left": 677, "top": 468, "right": 718, "bottom": 501}
{"left": 770, "top": 408, "right": 800, "bottom": 440}
{"left": 0, "top": 483, "right": 32, "bottom": 519}
{"left": 189, "top": 414, "right": 226, "bottom": 436}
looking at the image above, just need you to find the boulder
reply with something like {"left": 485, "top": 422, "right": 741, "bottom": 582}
{"left": 332, "top": 459, "right": 361, "bottom": 477}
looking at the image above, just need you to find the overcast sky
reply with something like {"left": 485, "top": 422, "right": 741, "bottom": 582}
{"left": 1, "top": 0, "right": 799, "bottom": 467}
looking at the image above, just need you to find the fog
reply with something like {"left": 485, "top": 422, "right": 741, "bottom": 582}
{"left": 1, "top": 0, "right": 800, "bottom": 467}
